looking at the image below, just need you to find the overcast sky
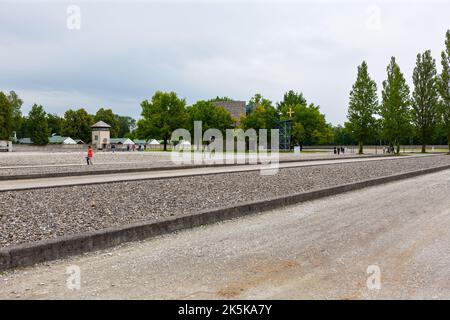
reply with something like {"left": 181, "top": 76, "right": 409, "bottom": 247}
{"left": 0, "top": 0, "right": 448, "bottom": 125}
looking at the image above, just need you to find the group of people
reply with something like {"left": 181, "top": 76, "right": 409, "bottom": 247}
{"left": 333, "top": 146, "right": 346, "bottom": 155}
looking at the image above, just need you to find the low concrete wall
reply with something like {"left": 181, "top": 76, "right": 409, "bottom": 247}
{"left": 1, "top": 163, "right": 449, "bottom": 272}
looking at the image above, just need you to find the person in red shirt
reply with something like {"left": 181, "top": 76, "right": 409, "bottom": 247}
{"left": 87, "top": 146, "right": 93, "bottom": 165}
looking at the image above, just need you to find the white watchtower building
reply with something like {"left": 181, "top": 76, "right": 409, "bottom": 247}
{"left": 91, "top": 121, "right": 111, "bottom": 150}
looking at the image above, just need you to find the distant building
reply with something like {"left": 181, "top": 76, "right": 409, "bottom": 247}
{"left": 133, "top": 139, "right": 148, "bottom": 145}
{"left": 48, "top": 135, "right": 77, "bottom": 145}
{"left": 18, "top": 136, "right": 79, "bottom": 145}
{"left": 18, "top": 138, "right": 33, "bottom": 144}
{"left": 110, "top": 138, "right": 135, "bottom": 145}
{"left": 211, "top": 101, "right": 246, "bottom": 125}
{"left": 91, "top": 121, "right": 111, "bottom": 150}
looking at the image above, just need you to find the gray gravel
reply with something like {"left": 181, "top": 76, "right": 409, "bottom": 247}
{"left": 0, "top": 152, "right": 170, "bottom": 166}
{"left": 0, "top": 155, "right": 449, "bottom": 248}
{"left": 0, "top": 151, "right": 368, "bottom": 177}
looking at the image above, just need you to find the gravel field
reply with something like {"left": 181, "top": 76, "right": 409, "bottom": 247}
{"left": 1, "top": 151, "right": 333, "bottom": 166}
{"left": 0, "top": 151, "right": 367, "bottom": 177}
{"left": 0, "top": 152, "right": 170, "bottom": 166}
{"left": 0, "top": 155, "right": 449, "bottom": 248}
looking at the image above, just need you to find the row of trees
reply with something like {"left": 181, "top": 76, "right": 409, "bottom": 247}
{"left": 135, "top": 90, "right": 334, "bottom": 150}
{"left": 1, "top": 31, "right": 448, "bottom": 151}
{"left": 347, "top": 30, "right": 450, "bottom": 154}
{"left": 0, "top": 92, "right": 136, "bottom": 145}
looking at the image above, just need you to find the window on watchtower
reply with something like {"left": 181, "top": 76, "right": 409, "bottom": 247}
{"left": 95, "top": 135, "right": 98, "bottom": 141}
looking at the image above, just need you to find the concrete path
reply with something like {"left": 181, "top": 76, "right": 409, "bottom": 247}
{"left": 0, "top": 154, "right": 433, "bottom": 191}
{"left": 1, "top": 169, "right": 449, "bottom": 299}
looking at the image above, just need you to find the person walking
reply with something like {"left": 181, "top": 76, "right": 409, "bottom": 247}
{"left": 86, "top": 145, "right": 93, "bottom": 165}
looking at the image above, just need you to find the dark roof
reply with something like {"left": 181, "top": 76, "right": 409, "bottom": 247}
{"left": 91, "top": 121, "right": 111, "bottom": 128}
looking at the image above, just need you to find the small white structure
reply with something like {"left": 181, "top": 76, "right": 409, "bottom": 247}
{"left": 122, "top": 138, "right": 135, "bottom": 145}
{"left": 148, "top": 139, "right": 160, "bottom": 145}
{"left": 91, "top": 121, "right": 111, "bottom": 150}
{"left": 179, "top": 140, "right": 191, "bottom": 146}
{"left": 0, "top": 140, "right": 12, "bottom": 152}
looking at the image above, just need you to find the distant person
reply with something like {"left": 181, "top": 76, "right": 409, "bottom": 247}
{"left": 86, "top": 146, "right": 93, "bottom": 165}
{"left": 111, "top": 144, "right": 116, "bottom": 153}
{"left": 341, "top": 147, "right": 345, "bottom": 154}
{"left": 337, "top": 147, "right": 340, "bottom": 155}
{"left": 334, "top": 147, "right": 337, "bottom": 154}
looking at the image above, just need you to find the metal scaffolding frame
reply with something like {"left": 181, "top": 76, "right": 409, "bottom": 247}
{"left": 277, "top": 119, "right": 292, "bottom": 151}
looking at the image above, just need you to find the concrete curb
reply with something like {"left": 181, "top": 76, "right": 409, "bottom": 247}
{"left": 0, "top": 154, "right": 390, "bottom": 181}
{"left": 1, "top": 163, "right": 449, "bottom": 272}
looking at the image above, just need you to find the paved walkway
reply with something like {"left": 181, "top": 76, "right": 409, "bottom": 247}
{"left": 1, "top": 169, "right": 449, "bottom": 299}
{"left": 0, "top": 154, "right": 434, "bottom": 191}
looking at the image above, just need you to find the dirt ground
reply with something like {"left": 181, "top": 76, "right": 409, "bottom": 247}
{"left": 1, "top": 169, "right": 449, "bottom": 299}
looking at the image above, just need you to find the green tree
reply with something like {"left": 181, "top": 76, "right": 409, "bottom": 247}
{"left": 47, "top": 113, "right": 63, "bottom": 135}
{"left": 276, "top": 90, "right": 307, "bottom": 112}
{"left": 437, "top": 30, "right": 450, "bottom": 153}
{"left": 116, "top": 115, "right": 136, "bottom": 138}
{"left": 347, "top": 61, "right": 378, "bottom": 154}
{"left": 187, "top": 100, "right": 234, "bottom": 135}
{"left": 412, "top": 50, "right": 439, "bottom": 153}
{"left": 292, "top": 122, "right": 306, "bottom": 146}
{"left": 28, "top": 104, "right": 50, "bottom": 145}
{"left": 136, "top": 91, "right": 188, "bottom": 151}
{"left": 241, "top": 94, "right": 279, "bottom": 132}
{"left": 61, "top": 108, "right": 93, "bottom": 143}
{"left": 17, "top": 115, "right": 30, "bottom": 139}
{"left": 7, "top": 91, "right": 23, "bottom": 135}
{"left": 280, "top": 103, "right": 333, "bottom": 145}
{"left": 0, "top": 92, "right": 13, "bottom": 140}
{"left": 379, "top": 57, "right": 412, "bottom": 154}
{"left": 94, "top": 108, "right": 120, "bottom": 137}
{"left": 333, "top": 124, "right": 357, "bottom": 146}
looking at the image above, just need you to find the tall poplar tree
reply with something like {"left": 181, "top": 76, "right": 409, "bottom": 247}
{"left": 0, "top": 92, "right": 13, "bottom": 140}
{"left": 412, "top": 50, "right": 439, "bottom": 153}
{"left": 347, "top": 61, "right": 378, "bottom": 154}
{"left": 437, "top": 30, "right": 450, "bottom": 153}
{"left": 379, "top": 57, "right": 411, "bottom": 154}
